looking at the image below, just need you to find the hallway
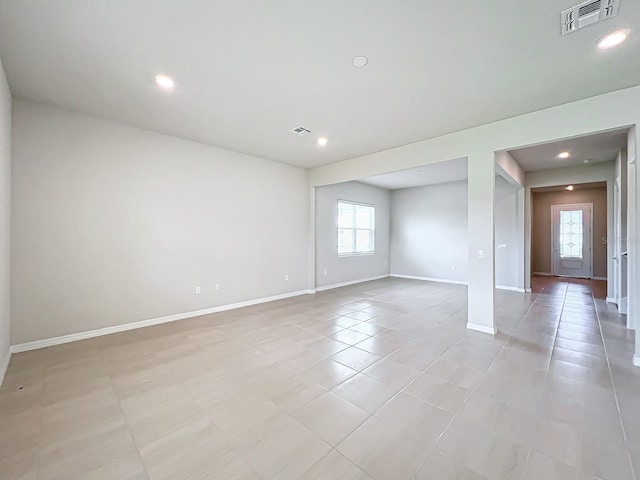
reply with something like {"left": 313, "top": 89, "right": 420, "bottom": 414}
{"left": 497, "top": 274, "right": 637, "bottom": 479}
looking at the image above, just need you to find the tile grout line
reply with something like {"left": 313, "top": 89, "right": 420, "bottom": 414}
{"left": 326, "top": 306, "right": 467, "bottom": 479}
{"left": 544, "top": 280, "right": 569, "bottom": 372}
{"left": 404, "top": 285, "right": 547, "bottom": 478}
{"left": 240, "top": 302, "right": 401, "bottom": 480}
{"left": 402, "top": 309, "right": 522, "bottom": 479}
{"left": 533, "top": 279, "right": 568, "bottom": 479}
{"left": 35, "top": 363, "right": 46, "bottom": 480}
{"left": 591, "top": 290, "right": 637, "bottom": 480}
{"left": 235, "top": 285, "right": 462, "bottom": 478}
{"left": 480, "top": 284, "right": 554, "bottom": 480}
{"left": 97, "top": 345, "right": 153, "bottom": 480}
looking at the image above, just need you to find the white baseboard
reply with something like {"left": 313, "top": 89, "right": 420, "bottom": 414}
{"left": 606, "top": 297, "right": 617, "bottom": 304}
{"left": 10, "top": 289, "right": 315, "bottom": 353}
{"left": 391, "top": 275, "right": 525, "bottom": 293}
{"left": 390, "top": 274, "right": 468, "bottom": 286}
{"left": 467, "top": 323, "right": 497, "bottom": 335}
{"left": 620, "top": 297, "right": 628, "bottom": 315}
{"left": 532, "top": 272, "right": 552, "bottom": 276}
{"left": 593, "top": 276, "right": 607, "bottom": 281}
{"left": 315, "top": 275, "right": 390, "bottom": 292}
{"left": 495, "top": 285, "right": 526, "bottom": 293}
{"left": 525, "top": 288, "right": 532, "bottom": 293}
{"left": 0, "top": 349, "right": 11, "bottom": 386}
{"left": 634, "top": 355, "right": 640, "bottom": 367}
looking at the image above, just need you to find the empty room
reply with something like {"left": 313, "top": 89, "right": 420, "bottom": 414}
{"left": 1, "top": 1, "right": 640, "bottom": 480}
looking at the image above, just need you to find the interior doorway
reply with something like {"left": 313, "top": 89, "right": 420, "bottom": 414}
{"left": 551, "top": 203, "right": 593, "bottom": 278}
{"left": 531, "top": 183, "right": 606, "bottom": 281}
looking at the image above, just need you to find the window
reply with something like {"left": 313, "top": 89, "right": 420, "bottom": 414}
{"left": 337, "top": 201, "right": 375, "bottom": 255}
{"left": 559, "top": 209, "right": 583, "bottom": 258}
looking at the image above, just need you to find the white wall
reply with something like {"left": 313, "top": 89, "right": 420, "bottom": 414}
{"left": 496, "top": 151, "right": 525, "bottom": 187}
{"left": 0, "top": 58, "right": 11, "bottom": 381}
{"left": 614, "top": 149, "right": 628, "bottom": 312}
{"left": 315, "top": 181, "right": 390, "bottom": 288}
{"left": 495, "top": 176, "right": 519, "bottom": 288}
{"left": 389, "top": 177, "right": 519, "bottom": 289}
{"left": 628, "top": 127, "right": 638, "bottom": 337}
{"left": 11, "top": 99, "right": 309, "bottom": 345}
{"left": 390, "top": 180, "right": 468, "bottom": 283}
{"left": 309, "top": 87, "right": 640, "bottom": 187}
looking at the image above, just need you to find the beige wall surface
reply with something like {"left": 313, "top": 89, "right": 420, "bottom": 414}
{"left": 0, "top": 58, "right": 11, "bottom": 372}
{"left": 531, "top": 187, "right": 607, "bottom": 278}
{"left": 11, "top": 99, "right": 309, "bottom": 344}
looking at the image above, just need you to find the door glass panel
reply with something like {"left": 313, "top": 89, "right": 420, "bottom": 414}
{"left": 559, "top": 210, "right": 583, "bottom": 258}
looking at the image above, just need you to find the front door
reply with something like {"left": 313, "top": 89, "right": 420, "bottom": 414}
{"left": 551, "top": 203, "right": 593, "bottom": 278}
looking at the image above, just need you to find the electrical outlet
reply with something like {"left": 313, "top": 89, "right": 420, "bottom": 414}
{"left": 324, "top": 269, "right": 327, "bottom": 276}
{"left": 498, "top": 244, "right": 507, "bottom": 249}
{"left": 195, "top": 286, "right": 201, "bottom": 294}
{"left": 284, "top": 274, "right": 289, "bottom": 281}
{"left": 477, "top": 249, "right": 484, "bottom": 259}
{"left": 452, "top": 265, "right": 456, "bottom": 271}
{"left": 215, "top": 283, "right": 220, "bottom": 291}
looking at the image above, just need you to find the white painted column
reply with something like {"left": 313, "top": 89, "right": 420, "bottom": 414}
{"left": 606, "top": 178, "right": 615, "bottom": 300}
{"left": 628, "top": 161, "right": 635, "bottom": 324}
{"left": 524, "top": 187, "right": 532, "bottom": 292}
{"left": 467, "top": 151, "right": 496, "bottom": 334}
{"left": 308, "top": 186, "right": 317, "bottom": 293}
{"left": 517, "top": 188, "right": 526, "bottom": 292}
{"left": 627, "top": 125, "right": 640, "bottom": 365}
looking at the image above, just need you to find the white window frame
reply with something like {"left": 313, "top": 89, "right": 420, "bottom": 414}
{"left": 337, "top": 200, "right": 375, "bottom": 256}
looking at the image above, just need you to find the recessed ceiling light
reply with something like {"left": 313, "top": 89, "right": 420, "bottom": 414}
{"left": 317, "top": 137, "right": 328, "bottom": 147}
{"left": 598, "top": 29, "right": 630, "bottom": 50}
{"left": 154, "top": 74, "right": 175, "bottom": 91}
{"left": 352, "top": 56, "right": 369, "bottom": 68}
{"left": 557, "top": 151, "right": 570, "bottom": 159}
{"left": 414, "top": 171, "right": 422, "bottom": 175}
{"left": 566, "top": 185, "right": 574, "bottom": 191}
{"left": 583, "top": 159, "right": 591, "bottom": 164}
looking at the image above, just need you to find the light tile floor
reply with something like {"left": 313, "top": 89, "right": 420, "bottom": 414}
{"left": 0, "top": 276, "right": 638, "bottom": 480}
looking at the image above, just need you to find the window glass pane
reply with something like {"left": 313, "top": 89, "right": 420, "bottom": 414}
{"left": 571, "top": 223, "right": 582, "bottom": 234}
{"left": 337, "top": 202, "right": 355, "bottom": 228}
{"left": 337, "top": 201, "right": 375, "bottom": 255}
{"left": 572, "top": 211, "right": 581, "bottom": 224}
{"left": 559, "top": 210, "right": 583, "bottom": 259}
{"left": 338, "top": 228, "right": 355, "bottom": 254}
{"left": 355, "top": 205, "right": 374, "bottom": 229}
{"left": 356, "top": 229, "right": 374, "bottom": 252}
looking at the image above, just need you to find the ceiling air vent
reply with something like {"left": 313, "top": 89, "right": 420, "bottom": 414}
{"left": 290, "top": 126, "right": 311, "bottom": 136}
{"left": 562, "top": 0, "right": 620, "bottom": 35}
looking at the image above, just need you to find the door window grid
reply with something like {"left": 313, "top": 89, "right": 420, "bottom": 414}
{"left": 559, "top": 210, "right": 583, "bottom": 259}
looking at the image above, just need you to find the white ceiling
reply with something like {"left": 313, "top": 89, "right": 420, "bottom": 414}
{"left": 509, "top": 128, "right": 628, "bottom": 172}
{"left": 0, "top": 1, "right": 639, "bottom": 168}
{"left": 359, "top": 157, "right": 467, "bottom": 190}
